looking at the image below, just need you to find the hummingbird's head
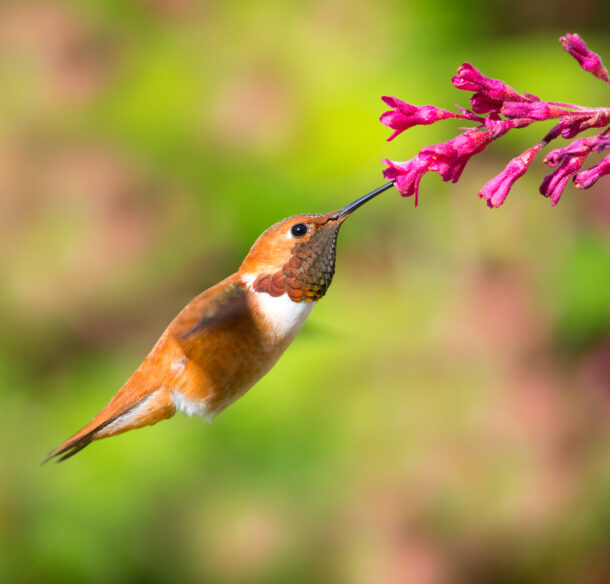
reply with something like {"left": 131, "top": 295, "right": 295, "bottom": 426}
{"left": 240, "top": 183, "right": 393, "bottom": 302}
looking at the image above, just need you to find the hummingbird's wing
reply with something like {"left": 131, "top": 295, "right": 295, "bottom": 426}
{"left": 174, "top": 280, "right": 248, "bottom": 340}
{"left": 167, "top": 280, "right": 263, "bottom": 413}
{"left": 44, "top": 276, "right": 249, "bottom": 463}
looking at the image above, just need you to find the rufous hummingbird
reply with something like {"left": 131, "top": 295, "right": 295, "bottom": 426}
{"left": 44, "top": 182, "right": 394, "bottom": 462}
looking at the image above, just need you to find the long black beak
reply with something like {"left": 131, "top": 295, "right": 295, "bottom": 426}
{"left": 331, "top": 180, "right": 395, "bottom": 220}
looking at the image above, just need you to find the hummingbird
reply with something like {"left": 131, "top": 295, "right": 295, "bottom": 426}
{"left": 44, "top": 182, "right": 394, "bottom": 462}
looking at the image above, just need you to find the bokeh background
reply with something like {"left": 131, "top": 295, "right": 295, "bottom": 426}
{"left": 2, "top": 1, "right": 610, "bottom": 582}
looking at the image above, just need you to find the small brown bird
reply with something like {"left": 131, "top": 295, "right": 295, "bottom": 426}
{"left": 45, "top": 183, "right": 393, "bottom": 462}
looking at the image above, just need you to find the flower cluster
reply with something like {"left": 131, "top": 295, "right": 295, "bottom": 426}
{"left": 381, "top": 33, "right": 610, "bottom": 208}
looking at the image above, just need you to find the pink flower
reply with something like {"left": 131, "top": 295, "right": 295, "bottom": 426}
{"left": 560, "top": 108, "right": 610, "bottom": 138}
{"left": 379, "top": 33, "right": 610, "bottom": 208}
{"left": 540, "top": 133, "right": 610, "bottom": 203}
{"left": 470, "top": 93, "right": 503, "bottom": 114}
{"left": 544, "top": 138, "right": 592, "bottom": 166}
{"left": 573, "top": 154, "right": 610, "bottom": 189}
{"left": 382, "top": 154, "right": 434, "bottom": 205}
{"left": 544, "top": 135, "right": 610, "bottom": 166}
{"left": 560, "top": 33, "right": 610, "bottom": 84}
{"left": 452, "top": 63, "right": 537, "bottom": 104}
{"left": 540, "top": 155, "right": 588, "bottom": 205}
{"left": 479, "top": 145, "right": 542, "bottom": 208}
{"left": 380, "top": 96, "right": 469, "bottom": 141}
{"left": 501, "top": 101, "right": 570, "bottom": 120}
{"left": 421, "top": 128, "right": 493, "bottom": 183}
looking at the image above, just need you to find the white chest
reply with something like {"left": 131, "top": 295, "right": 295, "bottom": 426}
{"left": 252, "top": 289, "right": 316, "bottom": 341}
{"left": 242, "top": 272, "right": 316, "bottom": 341}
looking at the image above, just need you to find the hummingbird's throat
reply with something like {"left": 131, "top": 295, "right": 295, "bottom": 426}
{"left": 253, "top": 223, "right": 340, "bottom": 302}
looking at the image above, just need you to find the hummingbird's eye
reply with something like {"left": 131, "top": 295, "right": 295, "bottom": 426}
{"left": 290, "top": 223, "right": 308, "bottom": 238}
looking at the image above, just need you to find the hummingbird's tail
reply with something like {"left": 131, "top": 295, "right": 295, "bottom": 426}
{"left": 43, "top": 384, "right": 176, "bottom": 464}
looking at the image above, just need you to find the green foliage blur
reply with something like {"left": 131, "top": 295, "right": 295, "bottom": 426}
{"left": 2, "top": 1, "right": 610, "bottom": 582}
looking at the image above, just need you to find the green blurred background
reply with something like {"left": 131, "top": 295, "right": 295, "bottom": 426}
{"left": 2, "top": 1, "right": 610, "bottom": 582}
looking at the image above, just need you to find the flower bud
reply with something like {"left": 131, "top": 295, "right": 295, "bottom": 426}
{"left": 380, "top": 96, "right": 469, "bottom": 141}
{"left": 540, "top": 155, "right": 587, "bottom": 205}
{"left": 479, "top": 145, "right": 542, "bottom": 208}
{"left": 573, "top": 155, "right": 610, "bottom": 189}
{"left": 560, "top": 33, "right": 610, "bottom": 84}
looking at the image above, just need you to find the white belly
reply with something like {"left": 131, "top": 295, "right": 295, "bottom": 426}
{"left": 252, "top": 290, "right": 316, "bottom": 341}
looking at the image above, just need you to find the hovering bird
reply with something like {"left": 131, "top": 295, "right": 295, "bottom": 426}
{"left": 44, "top": 183, "right": 393, "bottom": 462}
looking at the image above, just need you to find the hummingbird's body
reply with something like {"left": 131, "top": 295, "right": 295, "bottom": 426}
{"left": 45, "top": 185, "right": 392, "bottom": 462}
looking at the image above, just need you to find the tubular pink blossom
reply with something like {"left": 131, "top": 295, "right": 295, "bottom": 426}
{"left": 540, "top": 155, "right": 588, "bottom": 205}
{"left": 479, "top": 145, "right": 542, "bottom": 208}
{"left": 573, "top": 155, "right": 610, "bottom": 189}
{"left": 560, "top": 108, "right": 610, "bottom": 138}
{"left": 382, "top": 154, "right": 434, "bottom": 205}
{"left": 470, "top": 93, "right": 503, "bottom": 114}
{"left": 560, "top": 33, "right": 610, "bottom": 84}
{"left": 380, "top": 96, "right": 469, "bottom": 141}
{"left": 544, "top": 135, "right": 610, "bottom": 166}
{"left": 422, "top": 129, "right": 494, "bottom": 183}
{"left": 544, "top": 138, "right": 593, "bottom": 166}
{"left": 452, "top": 63, "right": 537, "bottom": 103}
{"left": 501, "top": 101, "right": 570, "bottom": 120}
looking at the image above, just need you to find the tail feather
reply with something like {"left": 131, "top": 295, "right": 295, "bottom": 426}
{"left": 43, "top": 388, "right": 175, "bottom": 464}
{"left": 44, "top": 433, "right": 95, "bottom": 464}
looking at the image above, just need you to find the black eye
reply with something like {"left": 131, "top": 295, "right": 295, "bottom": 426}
{"left": 290, "top": 223, "right": 308, "bottom": 237}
